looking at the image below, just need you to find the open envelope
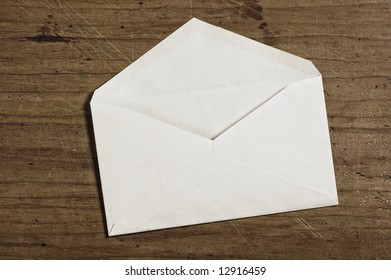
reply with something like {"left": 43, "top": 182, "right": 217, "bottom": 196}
{"left": 91, "top": 18, "right": 338, "bottom": 236}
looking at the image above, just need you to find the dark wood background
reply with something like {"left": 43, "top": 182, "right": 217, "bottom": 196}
{"left": 1, "top": 0, "right": 390, "bottom": 259}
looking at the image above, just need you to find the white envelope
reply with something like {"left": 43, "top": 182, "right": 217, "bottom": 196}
{"left": 91, "top": 18, "right": 338, "bottom": 236}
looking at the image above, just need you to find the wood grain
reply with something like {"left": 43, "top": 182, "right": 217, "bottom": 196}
{"left": 0, "top": 0, "right": 390, "bottom": 259}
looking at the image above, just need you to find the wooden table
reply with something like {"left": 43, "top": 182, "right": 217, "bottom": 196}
{"left": 1, "top": 0, "right": 390, "bottom": 259}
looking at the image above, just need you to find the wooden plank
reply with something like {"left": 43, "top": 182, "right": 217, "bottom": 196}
{"left": 0, "top": 0, "right": 390, "bottom": 259}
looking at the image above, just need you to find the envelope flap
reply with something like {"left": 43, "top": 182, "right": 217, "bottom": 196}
{"left": 109, "top": 30, "right": 314, "bottom": 102}
{"left": 91, "top": 18, "right": 319, "bottom": 104}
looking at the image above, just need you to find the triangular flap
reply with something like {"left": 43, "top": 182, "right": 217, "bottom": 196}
{"left": 91, "top": 18, "right": 319, "bottom": 105}
{"left": 213, "top": 76, "right": 338, "bottom": 200}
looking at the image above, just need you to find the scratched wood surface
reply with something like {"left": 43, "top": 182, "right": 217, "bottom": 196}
{"left": 1, "top": 0, "right": 390, "bottom": 259}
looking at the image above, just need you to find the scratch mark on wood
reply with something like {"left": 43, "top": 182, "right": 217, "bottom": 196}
{"left": 57, "top": 97, "right": 78, "bottom": 109}
{"left": 8, "top": 0, "right": 44, "bottom": 21}
{"left": 73, "top": 25, "right": 114, "bottom": 59}
{"left": 323, "top": 47, "right": 378, "bottom": 76}
{"left": 230, "top": 222, "right": 255, "bottom": 253}
{"left": 72, "top": 26, "right": 116, "bottom": 72}
{"left": 294, "top": 217, "right": 327, "bottom": 241}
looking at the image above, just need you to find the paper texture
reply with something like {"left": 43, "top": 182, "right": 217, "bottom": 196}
{"left": 91, "top": 18, "right": 338, "bottom": 236}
